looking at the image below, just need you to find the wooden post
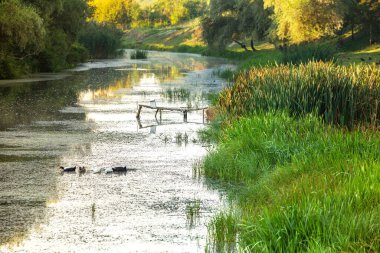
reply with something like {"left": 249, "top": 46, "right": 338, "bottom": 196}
{"left": 136, "top": 105, "right": 143, "bottom": 118}
{"left": 184, "top": 110, "right": 188, "bottom": 122}
{"left": 155, "top": 109, "right": 159, "bottom": 119}
{"left": 159, "top": 109, "right": 162, "bottom": 122}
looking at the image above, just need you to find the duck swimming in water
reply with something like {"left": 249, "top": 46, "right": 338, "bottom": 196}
{"left": 112, "top": 166, "right": 127, "bottom": 172}
{"left": 78, "top": 166, "right": 86, "bottom": 174}
{"left": 60, "top": 166, "right": 76, "bottom": 172}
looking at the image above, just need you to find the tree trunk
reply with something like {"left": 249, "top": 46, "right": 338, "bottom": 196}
{"left": 369, "top": 23, "right": 373, "bottom": 45}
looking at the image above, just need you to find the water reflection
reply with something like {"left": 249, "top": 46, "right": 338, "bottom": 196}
{"left": 0, "top": 51, "right": 234, "bottom": 252}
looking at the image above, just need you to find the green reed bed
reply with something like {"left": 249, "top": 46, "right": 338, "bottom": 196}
{"left": 130, "top": 49, "right": 148, "bottom": 59}
{"left": 203, "top": 113, "right": 380, "bottom": 252}
{"left": 219, "top": 62, "right": 380, "bottom": 129}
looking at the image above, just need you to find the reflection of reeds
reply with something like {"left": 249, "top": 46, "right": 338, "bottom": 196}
{"left": 175, "top": 132, "right": 182, "bottom": 144}
{"left": 186, "top": 199, "right": 201, "bottom": 228}
{"left": 175, "top": 132, "right": 189, "bottom": 145}
{"left": 162, "top": 88, "right": 191, "bottom": 102}
{"left": 91, "top": 203, "right": 96, "bottom": 222}
{"left": 192, "top": 160, "right": 202, "bottom": 180}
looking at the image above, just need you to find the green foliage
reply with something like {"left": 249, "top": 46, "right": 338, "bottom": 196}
{"left": 0, "top": 55, "right": 29, "bottom": 79}
{"left": 78, "top": 22, "right": 123, "bottom": 59}
{"left": 36, "top": 30, "right": 70, "bottom": 72}
{"left": 66, "top": 42, "right": 89, "bottom": 65}
{"left": 282, "top": 43, "right": 337, "bottom": 64}
{"left": 0, "top": 0, "right": 89, "bottom": 78}
{"left": 264, "top": 0, "right": 344, "bottom": 43}
{"left": 88, "top": 0, "right": 207, "bottom": 28}
{"left": 219, "top": 62, "right": 380, "bottom": 129}
{"left": 88, "top": 0, "right": 141, "bottom": 28}
{"left": 130, "top": 50, "right": 148, "bottom": 59}
{"left": 203, "top": 113, "right": 380, "bottom": 252}
{"left": 0, "top": 0, "right": 45, "bottom": 53}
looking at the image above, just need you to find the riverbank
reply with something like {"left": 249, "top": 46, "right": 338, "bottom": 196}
{"left": 201, "top": 62, "right": 380, "bottom": 252}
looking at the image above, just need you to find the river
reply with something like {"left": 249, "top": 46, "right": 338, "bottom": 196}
{"left": 0, "top": 51, "right": 233, "bottom": 253}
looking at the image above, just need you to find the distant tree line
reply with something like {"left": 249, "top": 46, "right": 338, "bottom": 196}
{"left": 202, "top": 0, "right": 380, "bottom": 49}
{"left": 88, "top": 0, "right": 207, "bottom": 28}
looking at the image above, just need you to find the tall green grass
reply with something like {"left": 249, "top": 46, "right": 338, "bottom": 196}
{"left": 219, "top": 62, "right": 380, "bottom": 129}
{"left": 204, "top": 113, "right": 380, "bottom": 252}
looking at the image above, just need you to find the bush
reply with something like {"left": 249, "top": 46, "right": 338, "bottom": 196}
{"left": 78, "top": 22, "right": 123, "bottom": 59}
{"left": 130, "top": 50, "right": 148, "bottom": 59}
{"left": 66, "top": 42, "right": 88, "bottom": 66}
{"left": 0, "top": 55, "right": 28, "bottom": 79}
{"left": 282, "top": 43, "right": 337, "bottom": 64}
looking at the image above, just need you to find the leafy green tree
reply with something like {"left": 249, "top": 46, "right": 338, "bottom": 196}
{"left": 0, "top": 0, "right": 46, "bottom": 78}
{"left": 264, "top": 0, "right": 344, "bottom": 43}
{"left": 0, "top": 0, "right": 45, "bottom": 55}
{"left": 88, "top": 0, "right": 140, "bottom": 28}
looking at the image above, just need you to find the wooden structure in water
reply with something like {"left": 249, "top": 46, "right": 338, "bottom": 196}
{"left": 136, "top": 101, "right": 208, "bottom": 122}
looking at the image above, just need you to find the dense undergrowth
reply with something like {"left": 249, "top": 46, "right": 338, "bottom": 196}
{"left": 202, "top": 61, "right": 380, "bottom": 252}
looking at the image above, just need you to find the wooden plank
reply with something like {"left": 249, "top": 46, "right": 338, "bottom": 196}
{"left": 137, "top": 104, "right": 208, "bottom": 112}
{"left": 137, "top": 104, "right": 208, "bottom": 120}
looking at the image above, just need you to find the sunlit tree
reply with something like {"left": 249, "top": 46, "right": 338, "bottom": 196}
{"left": 264, "top": 0, "right": 344, "bottom": 43}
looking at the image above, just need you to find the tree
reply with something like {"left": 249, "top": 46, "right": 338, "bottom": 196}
{"left": 0, "top": 0, "right": 45, "bottom": 55}
{"left": 203, "top": 0, "right": 271, "bottom": 49}
{"left": 0, "top": 0, "right": 46, "bottom": 78}
{"left": 358, "top": 0, "right": 380, "bottom": 44}
{"left": 264, "top": 0, "right": 344, "bottom": 43}
{"left": 88, "top": 0, "right": 140, "bottom": 28}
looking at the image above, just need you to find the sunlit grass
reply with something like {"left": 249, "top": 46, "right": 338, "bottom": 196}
{"left": 219, "top": 62, "right": 380, "bottom": 129}
{"left": 203, "top": 113, "right": 380, "bottom": 252}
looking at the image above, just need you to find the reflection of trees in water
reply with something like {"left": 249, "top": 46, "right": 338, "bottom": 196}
{"left": 0, "top": 159, "right": 58, "bottom": 246}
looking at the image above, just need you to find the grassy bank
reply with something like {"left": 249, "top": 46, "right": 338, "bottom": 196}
{"left": 204, "top": 113, "right": 380, "bottom": 252}
{"left": 122, "top": 18, "right": 282, "bottom": 66}
{"left": 201, "top": 62, "right": 380, "bottom": 252}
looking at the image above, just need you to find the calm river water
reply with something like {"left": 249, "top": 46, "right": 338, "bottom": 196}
{"left": 0, "top": 51, "right": 233, "bottom": 253}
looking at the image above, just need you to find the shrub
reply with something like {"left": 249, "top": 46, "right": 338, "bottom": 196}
{"left": 130, "top": 50, "right": 148, "bottom": 59}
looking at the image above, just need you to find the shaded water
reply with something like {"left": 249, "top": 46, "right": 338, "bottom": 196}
{"left": 0, "top": 51, "right": 233, "bottom": 252}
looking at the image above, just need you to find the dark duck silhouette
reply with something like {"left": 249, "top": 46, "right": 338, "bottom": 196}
{"left": 60, "top": 166, "right": 76, "bottom": 172}
{"left": 78, "top": 166, "right": 86, "bottom": 173}
{"left": 112, "top": 166, "right": 127, "bottom": 172}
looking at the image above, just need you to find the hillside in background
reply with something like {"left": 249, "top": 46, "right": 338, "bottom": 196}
{"left": 122, "top": 18, "right": 206, "bottom": 53}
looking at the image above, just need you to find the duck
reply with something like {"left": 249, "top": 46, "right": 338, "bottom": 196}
{"left": 60, "top": 166, "right": 76, "bottom": 172}
{"left": 92, "top": 168, "right": 104, "bottom": 174}
{"left": 112, "top": 166, "right": 127, "bottom": 172}
{"left": 78, "top": 166, "right": 86, "bottom": 174}
{"left": 105, "top": 168, "right": 114, "bottom": 174}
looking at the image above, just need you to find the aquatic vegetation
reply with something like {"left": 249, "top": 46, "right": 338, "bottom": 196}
{"left": 130, "top": 50, "right": 148, "bottom": 59}
{"left": 162, "top": 88, "right": 191, "bottom": 102}
{"left": 219, "top": 62, "right": 380, "bottom": 129}
{"left": 203, "top": 113, "right": 380, "bottom": 252}
{"left": 185, "top": 199, "right": 201, "bottom": 228}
